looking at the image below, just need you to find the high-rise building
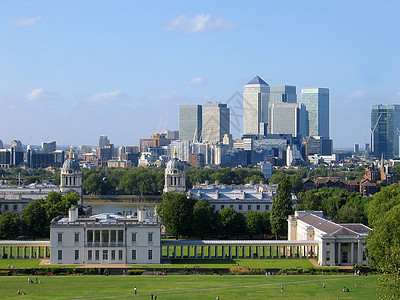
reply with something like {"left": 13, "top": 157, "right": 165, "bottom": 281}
{"left": 268, "top": 85, "right": 297, "bottom": 134}
{"left": 243, "top": 76, "right": 270, "bottom": 136}
{"left": 179, "top": 105, "right": 202, "bottom": 142}
{"left": 99, "top": 135, "right": 110, "bottom": 148}
{"left": 301, "top": 88, "right": 330, "bottom": 138}
{"left": 41, "top": 141, "right": 56, "bottom": 152}
{"left": 270, "top": 103, "right": 307, "bottom": 138}
{"left": 371, "top": 104, "right": 400, "bottom": 159}
{"left": 201, "top": 103, "right": 230, "bottom": 144}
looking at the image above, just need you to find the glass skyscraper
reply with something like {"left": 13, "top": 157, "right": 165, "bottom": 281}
{"left": 268, "top": 85, "right": 297, "bottom": 134}
{"left": 201, "top": 103, "right": 230, "bottom": 144}
{"left": 243, "top": 76, "right": 270, "bottom": 136}
{"left": 301, "top": 88, "right": 330, "bottom": 138}
{"left": 371, "top": 104, "right": 400, "bottom": 159}
{"left": 179, "top": 105, "right": 202, "bottom": 142}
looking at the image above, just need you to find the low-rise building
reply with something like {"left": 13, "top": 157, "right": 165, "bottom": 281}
{"left": 288, "top": 210, "right": 371, "bottom": 266}
{"left": 50, "top": 207, "right": 161, "bottom": 264}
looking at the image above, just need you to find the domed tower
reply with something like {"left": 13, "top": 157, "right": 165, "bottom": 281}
{"left": 60, "top": 147, "right": 82, "bottom": 204}
{"left": 163, "top": 148, "right": 186, "bottom": 193}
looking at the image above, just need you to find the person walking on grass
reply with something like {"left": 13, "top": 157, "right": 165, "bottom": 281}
{"left": 323, "top": 283, "right": 326, "bottom": 290}
{"left": 281, "top": 285, "right": 284, "bottom": 292}
{"left": 134, "top": 287, "right": 137, "bottom": 294}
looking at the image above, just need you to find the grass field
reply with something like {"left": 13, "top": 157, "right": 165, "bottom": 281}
{"left": 130, "top": 258, "right": 315, "bottom": 269}
{"left": 0, "top": 274, "right": 378, "bottom": 299}
{"left": 0, "top": 260, "right": 81, "bottom": 269}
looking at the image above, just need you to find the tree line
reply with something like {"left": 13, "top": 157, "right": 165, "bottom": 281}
{"left": 157, "top": 177, "right": 293, "bottom": 240}
{"left": 0, "top": 192, "right": 79, "bottom": 239}
{"left": 82, "top": 167, "right": 265, "bottom": 195}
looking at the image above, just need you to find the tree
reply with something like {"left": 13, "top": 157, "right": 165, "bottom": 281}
{"left": 83, "top": 172, "right": 107, "bottom": 195}
{"left": 245, "top": 210, "right": 263, "bottom": 238}
{"left": 42, "top": 192, "right": 79, "bottom": 224}
{"left": 260, "top": 211, "right": 271, "bottom": 238}
{"left": 219, "top": 207, "right": 245, "bottom": 238}
{"left": 366, "top": 204, "right": 400, "bottom": 299}
{"left": 0, "top": 212, "right": 21, "bottom": 238}
{"left": 270, "top": 177, "right": 293, "bottom": 239}
{"left": 21, "top": 199, "right": 47, "bottom": 238}
{"left": 193, "top": 199, "right": 213, "bottom": 238}
{"left": 157, "top": 192, "right": 196, "bottom": 238}
{"left": 338, "top": 202, "right": 367, "bottom": 224}
{"left": 367, "top": 183, "right": 400, "bottom": 227}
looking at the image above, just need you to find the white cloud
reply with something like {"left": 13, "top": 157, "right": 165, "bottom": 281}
{"left": 188, "top": 77, "right": 205, "bottom": 85}
{"left": 11, "top": 16, "right": 41, "bottom": 27}
{"left": 347, "top": 90, "right": 369, "bottom": 99}
{"left": 25, "top": 88, "right": 58, "bottom": 102}
{"left": 89, "top": 90, "right": 128, "bottom": 102}
{"left": 163, "top": 14, "right": 234, "bottom": 34}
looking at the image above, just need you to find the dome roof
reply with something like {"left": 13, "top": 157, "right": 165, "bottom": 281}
{"left": 62, "top": 158, "right": 80, "bottom": 172}
{"left": 166, "top": 157, "right": 184, "bottom": 173}
{"left": 62, "top": 148, "right": 80, "bottom": 172}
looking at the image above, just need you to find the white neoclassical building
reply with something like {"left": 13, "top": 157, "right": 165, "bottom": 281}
{"left": 50, "top": 206, "right": 161, "bottom": 264}
{"left": 163, "top": 150, "right": 186, "bottom": 193}
{"left": 288, "top": 211, "right": 371, "bottom": 266}
{"left": 60, "top": 149, "right": 82, "bottom": 203}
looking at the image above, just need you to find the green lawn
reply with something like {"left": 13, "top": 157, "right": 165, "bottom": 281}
{"left": 0, "top": 274, "right": 378, "bottom": 299}
{"left": 0, "top": 260, "right": 81, "bottom": 269}
{"left": 130, "top": 258, "right": 315, "bottom": 269}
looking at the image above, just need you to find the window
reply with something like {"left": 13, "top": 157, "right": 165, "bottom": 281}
{"left": 248, "top": 205, "right": 252, "bottom": 210}
{"left": 221, "top": 205, "right": 224, "bottom": 209}
{"left": 132, "top": 250, "right": 137, "bottom": 260}
{"left": 256, "top": 205, "right": 260, "bottom": 210}
{"left": 58, "top": 250, "right": 62, "bottom": 260}
{"left": 13, "top": 204, "right": 18, "bottom": 211}
{"left": 95, "top": 250, "right": 100, "bottom": 261}
{"left": 239, "top": 205, "right": 242, "bottom": 210}
{"left": 266, "top": 205, "right": 269, "bottom": 211}
{"left": 74, "top": 233, "right": 80, "bottom": 242}
{"left": 326, "top": 251, "right": 330, "bottom": 261}
{"left": 88, "top": 250, "right": 92, "bottom": 261}
{"left": 57, "top": 233, "right": 63, "bottom": 242}
{"left": 75, "top": 250, "right": 79, "bottom": 260}
{"left": 132, "top": 233, "right": 137, "bottom": 242}
{"left": 118, "top": 230, "right": 124, "bottom": 243}
{"left": 111, "top": 250, "right": 115, "bottom": 260}
{"left": 111, "top": 230, "right": 116, "bottom": 243}
{"left": 148, "top": 249, "right": 153, "bottom": 260}
{"left": 326, "top": 243, "right": 330, "bottom": 246}
{"left": 4, "top": 205, "right": 8, "bottom": 211}
{"left": 148, "top": 233, "right": 153, "bottom": 242}
{"left": 87, "top": 231, "right": 93, "bottom": 243}
{"left": 119, "top": 250, "right": 123, "bottom": 260}
{"left": 103, "top": 250, "right": 108, "bottom": 261}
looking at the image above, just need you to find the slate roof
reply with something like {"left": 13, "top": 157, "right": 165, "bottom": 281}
{"left": 297, "top": 212, "right": 371, "bottom": 237}
{"left": 247, "top": 76, "right": 268, "bottom": 86}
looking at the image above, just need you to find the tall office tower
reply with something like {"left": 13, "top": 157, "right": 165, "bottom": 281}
{"left": 268, "top": 85, "right": 297, "bottom": 134}
{"left": 301, "top": 88, "right": 330, "bottom": 138}
{"left": 371, "top": 104, "right": 400, "bottom": 159}
{"left": 270, "top": 103, "right": 307, "bottom": 138}
{"left": 99, "top": 135, "right": 110, "bottom": 148}
{"left": 201, "top": 103, "right": 230, "bottom": 144}
{"left": 243, "top": 76, "right": 270, "bottom": 136}
{"left": 41, "top": 141, "right": 56, "bottom": 152}
{"left": 0, "top": 139, "right": 3, "bottom": 149}
{"left": 179, "top": 105, "right": 202, "bottom": 142}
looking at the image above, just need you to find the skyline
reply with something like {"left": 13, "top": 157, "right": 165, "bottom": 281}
{"left": 1, "top": 1, "right": 400, "bottom": 148}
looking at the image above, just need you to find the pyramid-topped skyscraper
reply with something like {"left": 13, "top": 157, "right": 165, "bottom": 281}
{"left": 243, "top": 76, "right": 270, "bottom": 136}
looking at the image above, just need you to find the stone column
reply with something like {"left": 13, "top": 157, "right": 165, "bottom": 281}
{"left": 166, "top": 246, "right": 169, "bottom": 258}
{"left": 337, "top": 242, "right": 341, "bottom": 265}
{"left": 331, "top": 242, "right": 336, "bottom": 266}
{"left": 194, "top": 246, "right": 198, "bottom": 258}
{"left": 350, "top": 242, "right": 354, "bottom": 265}
{"left": 174, "top": 246, "right": 177, "bottom": 259}
{"left": 357, "top": 239, "right": 363, "bottom": 264}
{"left": 229, "top": 246, "right": 232, "bottom": 258}
{"left": 208, "top": 246, "right": 211, "bottom": 258}
{"left": 181, "top": 246, "right": 184, "bottom": 258}
{"left": 201, "top": 246, "right": 204, "bottom": 258}
{"left": 221, "top": 246, "right": 225, "bottom": 258}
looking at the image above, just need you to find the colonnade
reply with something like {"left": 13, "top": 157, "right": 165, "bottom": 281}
{"left": 161, "top": 241, "right": 319, "bottom": 260}
{"left": 0, "top": 241, "right": 50, "bottom": 259}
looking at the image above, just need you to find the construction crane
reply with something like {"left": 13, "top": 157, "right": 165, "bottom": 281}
{"left": 303, "top": 118, "right": 319, "bottom": 163}
{"left": 370, "top": 113, "right": 382, "bottom": 153}
{"left": 151, "top": 116, "right": 168, "bottom": 147}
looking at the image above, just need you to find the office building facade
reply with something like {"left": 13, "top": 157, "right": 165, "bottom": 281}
{"left": 202, "top": 103, "right": 230, "bottom": 144}
{"left": 270, "top": 103, "right": 307, "bottom": 138}
{"left": 179, "top": 105, "right": 202, "bottom": 142}
{"left": 371, "top": 104, "right": 400, "bottom": 159}
{"left": 243, "top": 76, "right": 270, "bottom": 136}
{"left": 301, "top": 88, "right": 330, "bottom": 138}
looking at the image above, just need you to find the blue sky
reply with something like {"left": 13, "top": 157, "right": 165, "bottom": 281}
{"left": 1, "top": 0, "right": 399, "bottom": 148}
